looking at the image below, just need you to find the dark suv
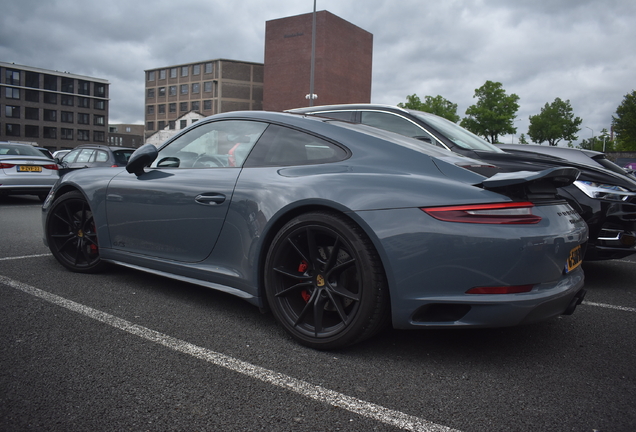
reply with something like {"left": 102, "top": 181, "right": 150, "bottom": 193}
{"left": 288, "top": 104, "right": 636, "bottom": 260}
{"left": 60, "top": 144, "right": 135, "bottom": 173}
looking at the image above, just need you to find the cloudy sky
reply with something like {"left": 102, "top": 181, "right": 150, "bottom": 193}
{"left": 2, "top": 0, "right": 634, "bottom": 145}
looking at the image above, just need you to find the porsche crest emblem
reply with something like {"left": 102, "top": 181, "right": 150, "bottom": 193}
{"left": 316, "top": 274, "right": 325, "bottom": 287}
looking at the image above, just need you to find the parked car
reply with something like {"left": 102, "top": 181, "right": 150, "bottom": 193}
{"left": 59, "top": 144, "right": 135, "bottom": 173}
{"left": 43, "top": 111, "right": 587, "bottom": 349}
{"left": 0, "top": 141, "right": 59, "bottom": 201}
{"left": 288, "top": 104, "right": 636, "bottom": 260}
{"left": 35, "top": 147, "right": 54, "bottom": 159}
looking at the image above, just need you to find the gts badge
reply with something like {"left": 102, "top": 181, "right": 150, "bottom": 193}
{"left": 113, "top": 241, "right": 126, "bottom": 247}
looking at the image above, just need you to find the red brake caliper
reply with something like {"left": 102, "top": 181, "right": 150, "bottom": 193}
{"left": 298, "top": 260, "right": 311, "bottom": 302}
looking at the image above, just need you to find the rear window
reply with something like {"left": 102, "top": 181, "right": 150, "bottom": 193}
{"left": 113, "top": 150, "right": 134, "bottom": 165}
{"left": 0, "top": 144, "right": 44, "bottom": 157}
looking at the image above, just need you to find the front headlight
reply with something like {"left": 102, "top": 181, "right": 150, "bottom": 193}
{"left": 574, "top": 180, "right": 636, "bottom": 201}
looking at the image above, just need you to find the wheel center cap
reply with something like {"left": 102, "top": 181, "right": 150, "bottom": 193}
{"left": 316, "top": 274, "right": 325, "bottom": 287}
{"left": 77, "top": 229, "right": 84, "bottom": 238}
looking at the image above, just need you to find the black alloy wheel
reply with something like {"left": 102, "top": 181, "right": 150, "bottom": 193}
{"left": 46, "top": 191, "right": 105, "bottom": 273}
{"left": 265, "top": 211, "right": 389, "bottom": 349}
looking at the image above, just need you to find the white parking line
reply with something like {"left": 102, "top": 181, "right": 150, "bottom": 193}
{"left": 0, "top": 253, "right": 51, "bottom": 261}
{"left": 583, "top": 301, "right": 636, "bottom": 313}
{"left": 0, "top": 275, "right": 459, "bottom": 432}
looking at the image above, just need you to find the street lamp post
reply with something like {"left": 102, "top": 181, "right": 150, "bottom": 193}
{"left": 586, "top": 127, "right": 594, "bottom": 150}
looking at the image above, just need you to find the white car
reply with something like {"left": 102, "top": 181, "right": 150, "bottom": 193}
{"left": 0, "top": 142, "right": 60, "bottom": 201}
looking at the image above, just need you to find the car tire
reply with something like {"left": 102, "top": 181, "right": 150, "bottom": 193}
{"left": 45, "top": 191, "right": 106, "bottom": 273}
{"left": 264, "top": 211, "right": 390, "bottom": 349}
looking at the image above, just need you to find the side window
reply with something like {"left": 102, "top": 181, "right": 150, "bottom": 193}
{"left": 62, "top": 149, "right": 81, "bottom": 163}
{"left": 76, "top": 149, "right": 95, "bottom": 163}
{"left": 244, "top": 124, "right": 349, "bottom": 167}
{"left": 151, "top": 120, "right": 268, "bottom": 169}
{"left": 95, "top": 150, "right": 109, "bottom": 162}
{"left": 360, "top": 112, "right": 434, "bottom": 142}
{"left": 312, "top": 111, "right": 354, "bottom": 121}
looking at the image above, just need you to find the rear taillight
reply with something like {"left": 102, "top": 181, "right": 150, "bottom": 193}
{"left": 422, "top": 202, "right": 542, "bottom": 224}
{"left": 43, "top": 164, "right": 58, "bottom": 170}
{"left": 0, "top": 163, "right": 16, "bottom": 169}
{"left": 466, "top": 284, "right": 534, "bottom": 294}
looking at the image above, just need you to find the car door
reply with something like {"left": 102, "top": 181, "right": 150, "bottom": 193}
{"left": 105, "top": 119, "right": 268, "bottom": 262}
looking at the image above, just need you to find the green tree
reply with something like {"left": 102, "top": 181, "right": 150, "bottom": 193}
{"left": 527, "top": 98, "right": 582, "bottom": 146}
{"left": 460, "top": 81, "right": 520, "bottom": 143}
{"left": 518, "top": 133, "right": 529, "bottom": 144}
{"left": 612, "top": 90, "right": 636, "bottom": 151}
{"left": 398, "top": 94, "right": 460, "bottom": 123}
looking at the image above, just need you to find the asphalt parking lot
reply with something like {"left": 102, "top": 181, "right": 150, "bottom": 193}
{"left": 1, "top": 195, "right": 635, "bottom": 432}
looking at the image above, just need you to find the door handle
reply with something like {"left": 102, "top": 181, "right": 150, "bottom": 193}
{"left": 195, "top": 193, "right": 226, "bottom": 205}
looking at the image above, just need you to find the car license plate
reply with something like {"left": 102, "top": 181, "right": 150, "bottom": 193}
{"left": 566, "top": 245, "right": 582, "bottom": 273}
{"left": 17, "top": 165, "right": 42, "bottom": 172}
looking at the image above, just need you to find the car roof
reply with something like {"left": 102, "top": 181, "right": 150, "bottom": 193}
{"left": 71, "top": 144, "right": 136, "bottom": 151}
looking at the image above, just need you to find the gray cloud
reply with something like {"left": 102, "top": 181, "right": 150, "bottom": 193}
{"left": 2, "top": 0, "right": 634, "bottom": 144}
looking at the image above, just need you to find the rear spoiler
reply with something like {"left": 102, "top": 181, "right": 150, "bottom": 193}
{"left": 481, "top": 167, "right": 579, "bottom": 189}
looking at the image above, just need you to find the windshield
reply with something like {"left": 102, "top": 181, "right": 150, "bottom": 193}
{"left": 408, "top": 110, "right": 505, "bottom": 153}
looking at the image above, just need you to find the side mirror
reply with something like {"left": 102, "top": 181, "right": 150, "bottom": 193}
{"left": 126, "top": 144, "right": 158, "bottom": 176}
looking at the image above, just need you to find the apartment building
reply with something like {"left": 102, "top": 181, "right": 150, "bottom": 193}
{"left": 144, "top": 59, "right": 263, "bottom": 138}
{"left": 0, "top": 62, "right": 109, "bottom": 152}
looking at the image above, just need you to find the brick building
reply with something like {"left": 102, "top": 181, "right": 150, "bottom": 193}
{"left": 144, "top": 59, "right": 263, "bottom": 139}
{"left": 1, "top": 62, "right": 109, "bottom": 152}
{"left": 108, "top": 123, "right": 144, "bottom": 148}
{"left": 263, "top": 10, "right": 373, "bottom": 112}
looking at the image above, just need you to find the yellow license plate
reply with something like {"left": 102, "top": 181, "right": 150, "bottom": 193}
{"left": 18, "top": 165, "right": 42, "bottom": 172}
{"left": 566, "top": 245, "right": 583, "bottom": 273}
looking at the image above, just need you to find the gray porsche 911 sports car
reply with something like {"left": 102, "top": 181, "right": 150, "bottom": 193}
{"left": 42, "top": 111, "right": 587, "bottom": 349}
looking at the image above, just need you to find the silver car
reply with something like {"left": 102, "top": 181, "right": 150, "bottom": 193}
{"left": 1, "top": 142, "right": 59, "bottom": 201}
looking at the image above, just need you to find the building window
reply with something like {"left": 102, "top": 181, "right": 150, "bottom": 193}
{"left": 205, "top": 63, "right": 213, "bottom": 74}
{"left": 169, "top": 121, "right": 175, "bottom": 130}
{"left": 147, "top": 121, "right": 154, "bottom": 130}
{"left": 61, "top": 95, "right": 74, "bottom": 106}
{"left": 204, "top": 81, "right": 213, "bottom": 92}
{"left": 158, "top": 87, "right": 166, "bottom": 97}
{"left": 25, "top": 90, "right": 39, "bottom": 102}
{"left": 25, "top": 125, "right": 39, "bottom": 138}
{"left": 94, "top": 100, "right": 105, "bottom": 110}
{"left": 43, "top": 109, "right": 57, "bottom": 122}
{"left": 61, "top": 128, "right": 73, "bottom": 140}
{"left": 93, "top": 131, "right": 105, "bottom": 142}
{"left": 193, "top": 64, "right": 200, "bottom": 75}
{"left": 147, "top": 88, "right": 155, "bottom": 98}
{"left": 77, "top": 97, "right": 90, "bottom": 108}
{"left": 44, "top": 75, "right": 57, "bottom": 90}
{"left": 192, "top": 83, "right": 200, "bottom": 94}
{"left": 94, "top": 115, "right": 105, "bottom": 126}
{"left": 158, "top": 104, "right": 165, "bottom": 114}
{"left": 180, "top": 84, "right": 188, "bottom": 95}
{"left": 5, "top": 87, "right": 19, "bottom": 99}
{"left": 147, "top": 71, "right": 155, "bottom": 81}
{"left": 77, "top": 130, "right": 90, "bottom": 141}
{"left": 204, "top": 100, "right": 212, "bottom": 110}
{"left": 5, "top": 124, "right": 20, "bottom": 137}
{"left": 43, "top": 127, "right": 57, "bottom": 139}
{"left": 5, "top": 105, "right": 20, "bottom": 118}
{"left": 26, "top": 72, "right": 40, "bottom": 88}
{"left": 78, "top": 80, "right": 90, "bottom": 95}
{"left": 170, "top": 68, "right": 177, "bottom": 78}
{"left": 169, "top": 103, "right": 176, "bottom": 113}
{"left": 180, "top": 120, "right": 187, "bottom": 129}
{"left": 169, "top": 86, "right": 177, "bottom": 96}
{"left": 61, "top": 77, "right": 74, "bottom": 93}
{"left": 191, "top": 101, "right": 200, "bottom": 111}
{"left": 125, "top": 127, "right": 131, "bottom": 132}
{"left": 159, "top": 69, "right": 166, "bottom": 80}
{"left": 25, "top": 107, "right": 39, "bottom": 120}
{"left": 181, "top": 66, "right": 188, "bottom": 77}
{"left": 43, "top": 92, "right": 57, "bottom": 104}
{"left": 6, "top": 69, "right": 20, "bottom": 85}
{"left": 77, "top": 113, "right": 90, "bottom": 124}
{"left": 158, "top": 120, "right": 166, "bottom": 130}
{"left": 147, "top": 105, "right": 155, "bottom": 115}
{"left": 180, "top": 102, "right": 188, "bottom": 112}
{"left": 61, "top": 111, "right": 74, "bottom": 123}
{"left": 95, "top": 84, "right": 105, "bottom": 97}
